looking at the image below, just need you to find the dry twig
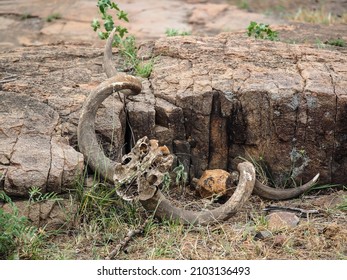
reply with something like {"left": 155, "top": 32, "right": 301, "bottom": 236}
{"left": 263, "top": 205, "right": 319, "bottom": 217}
{"left": 106, "top": 217, "right": 150, "bottom": 259}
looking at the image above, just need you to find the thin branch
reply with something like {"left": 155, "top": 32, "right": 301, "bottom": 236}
{"left": 263, "top": 205, "right": 320, "bottom": 217}
{"left": 106, "top": 217, "right": 150, "bottom": 260}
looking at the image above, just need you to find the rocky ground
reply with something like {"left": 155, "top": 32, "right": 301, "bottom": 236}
{"left": 0, "top": 0, "right": 346, "bottom": 50}
{"left": 0, "top": 0, "right": 346, "bottom": 260}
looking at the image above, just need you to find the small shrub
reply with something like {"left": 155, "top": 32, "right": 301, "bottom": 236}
{"left": 247, "top": 21, "right": 278, "bottom": 41}
{"left": 165, "top": 28, "right": 191, "bottom": 37}
{"left": 91, "top": 0, "right": 129, "bottom": 45}
{"left": 135, "top": 60, "right": 154, "bottom": 78}
{"left": 237, "top": 0, "right": 250, "bottom": 11}
{"left": 20, "top": 13, "right": 33, "bottom": 20}
{"left": 46, "top": 13, "right": 62, "bottom": 22}
{"left": 325, "top": 38, "right": 346, "bottom": 47}
{"left": 92, "top": 1, "right": 154, "bottom": 78}
{"left": 0, "top": 192, "right": 45, "bottom": 259}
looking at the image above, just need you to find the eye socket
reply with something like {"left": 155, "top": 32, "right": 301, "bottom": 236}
{"left": 147, "top": 174, "right": 158, "bottom": 185}
{"left": 122, "top": 156, "right": 132, "bottom": 165}
{"left": 139, "top": 143, "right": 149, "bottom": 156}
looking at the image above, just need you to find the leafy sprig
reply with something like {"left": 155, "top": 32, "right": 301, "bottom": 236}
{"left": 247, "top": 21, "right": 279, "bottom": 41}
{"left": 91, "top": 0, "right": 129, "bottom": 45}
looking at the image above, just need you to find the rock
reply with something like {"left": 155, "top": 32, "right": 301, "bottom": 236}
{"left": 267, "top": 212, "right": 300, "bottom": 231}
{"left": 0, "top": 92, "right": 84, "bottom": 197}
{"left": 273, "top": 234, "right": 287, "bottom": 246}
{"left": 1, "top": 34, "right": 347, "bottom": 197}
{"left": 189, "top": 3, "right": 229, "bottom": 25}
{"left": 1, "top": 199, "right": 77, "bottom": 231}
{"left": 254, "top": 230, "right": 272, "bottom": 240}
{"left": 150, "top": 35, "right": 347, "bottom": 184}
{"left": 196, "top": 169, "right": 232, "bottom": 198}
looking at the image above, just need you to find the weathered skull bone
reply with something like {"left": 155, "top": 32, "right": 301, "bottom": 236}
{"left": 114, "top": 137, "right": 174, "bottom": 201}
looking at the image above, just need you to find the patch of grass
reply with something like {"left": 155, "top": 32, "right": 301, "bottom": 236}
{"left": 337, "top": 195, "right": 347, "bottom": 211}
{"left": 117, "top": 35, "right": 154, "bottom": 78}
{"left": 135, "top": 60, "right": 154, "bottom": 78}
{"left": 46, "top": 12, "right": 62, "bottom": 22}
{"left": 315, "top": 38, "right": 328, "bottom": 49}
{"left": 165, "top": 28, "right": 191, "bottom": 37}
{"left": 291, "top": 7, "right": 347, "bottom": 25}
{"left": 92, "top": 2, "right": 153, "bottom": 78}
{"left": 20, "top": 13, "right": 33, "bottom": 20}
{"left": 240, "top": 148, "right": 313, "bottom": 189}
{"left": 246, "top": 21, "right": 279, "bottom": 41}
{"left": 325, "top": 38, "right": 346, "bottom": 47}
{"left": 236, "top": 0, "right": 250, "bottom": 11}
{"left": 0, "top": 191, "right": 46, "bottom": 259}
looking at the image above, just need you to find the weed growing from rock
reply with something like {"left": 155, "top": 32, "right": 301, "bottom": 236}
{"left": 165, "top": 28, "right": 191, "bottom": 37}
{"left": 46, "top": 13, "right": 62, "bottom": 22}
{"left": 325, "top": 38, "right": 346, "bottom": 47}
{"left": 0, "top": 191, "right": 45, "bottom": 259}
{"left": 91, "top": 0, "right": 153, "bottom": 78}
{"left": 247, "top": 21, "right": 279, "bottom": 41}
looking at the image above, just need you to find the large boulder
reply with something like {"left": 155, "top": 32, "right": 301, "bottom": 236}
{"left": 148, "top": 35, "right": 347, "bottom": 184}
{"left": 0, "top": 45, "right": 124, "bottom": 197}
{"left": 0, "top": 35, "right": 346, "bottom": 197}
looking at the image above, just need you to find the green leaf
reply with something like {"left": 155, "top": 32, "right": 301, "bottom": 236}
{"left": 112, "top": 34, "right": 122, "bottom": 46}
{"left": 104, "top": 17, "right": 114, "bottom": 31}
{"left": 97, "top": 0, "right": 111, "bottom": 14}
{"left": 111, "top": 2, "right": 120, "bottom": 11}
{"left": 116, "top": 25, "right": 128, "bottom": 38}
{"left": 117, "top": 10, "right": 129, "bottom": 22}
{"left": 98, "top": 31, "right": 109, "bottom": 40}
{"left": 91, "top": 18, "right": 100, "bottom": 31}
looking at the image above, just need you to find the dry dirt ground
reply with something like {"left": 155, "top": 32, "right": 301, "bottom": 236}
{"left": 0, "top": 0, "right": 346, "bottom": 260}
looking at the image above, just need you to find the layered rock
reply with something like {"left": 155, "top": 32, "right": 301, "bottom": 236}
{"left": 148, "top": 35, "right": 347, "bottom": 184}
{"left": 0, "top": 35, "right": 346, "bottom": 198}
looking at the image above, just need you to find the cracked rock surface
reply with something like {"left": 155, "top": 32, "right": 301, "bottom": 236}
{"left": 148, "top": 34, "right": 347, "bottom": 184}
{"left": 0, "top": 34, "right": 346, "bottom": 197}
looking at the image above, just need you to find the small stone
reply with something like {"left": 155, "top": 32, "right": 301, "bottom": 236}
{"left": 267, "top": 212, "right": 300, "bottom": 231}
{"left": 254, "top": 230, "right": 272, "bottom": 240}
{"left": 196, "top": 169, "right": 231, "bottom": 198}
{"left": 273, "top": 234, "right": 287, "bottom": 246}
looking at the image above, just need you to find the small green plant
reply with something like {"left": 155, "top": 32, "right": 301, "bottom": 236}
{"left": 0, "top": 191, "right": 45, "bottom": 259}
{"left": 240, "top": 148, "right": 312, "bottom": 189}
{"left": 237, "top": 0, "right": 250, "bottom": 10}
{"left": 315, "top": 38, "right": 327, "bottom": 49}
{"left": 116, "top": 35, "right": 155, "bottom": 78}
{"left": 165, "top": 28, "right": 191, "bottom": 37}
{"left": 247, "top": 21, "right": 279, "bottom": 41}
{"left": 135, "top": 60, "right": 154, "bottom": 78}
{"left": 28, "top": 186, "right": 62, "bottom": 203}
{"left": 46, "top": 12, "right": 62, "bottom": 22}
{"left": 20, "top": 13, "right": 33, "bottom": 20}
{"left": 325, "top": 38, "right": 346, "bottom": 47}
{"left": 92, "top": 1, "right": 153, "bottom": 78}
{"left": 336, "top": 195, "right": 347, "bottom": 211}
{"left": 172, "top": 163, "right": 188, "bottom": 187}
{"left": 91, "top": 0, "right": 129, "bottom": 44}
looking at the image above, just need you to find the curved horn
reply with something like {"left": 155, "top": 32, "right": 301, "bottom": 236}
{"left": 141, "top": 161, "right": 255, "bottom": 225}
{"left": 253, "top": 173, "right": 319, "bottom": 200}
{"left": 78, "top": 76, "right": 255, "bottom": 225}
{"left": 103, "top": 28, "right": 118, "bottom": 78}
{"left": 77, "top": 75, "right": 142, "bottom": 181}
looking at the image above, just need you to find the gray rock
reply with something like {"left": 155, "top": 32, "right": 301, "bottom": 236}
{"left": 267, "top": 211, "right": 300, "bottom": 231}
